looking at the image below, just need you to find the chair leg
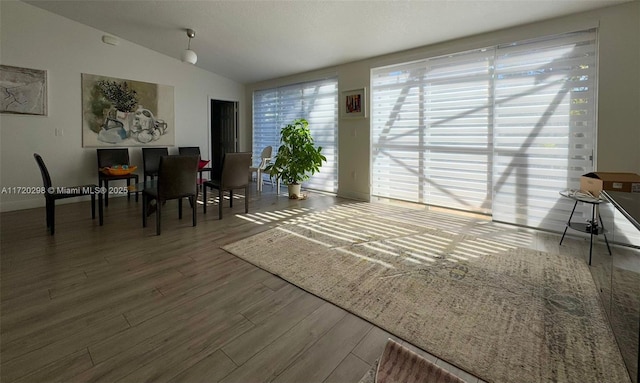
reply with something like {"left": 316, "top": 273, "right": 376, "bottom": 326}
{"left": 230, "top": 190, "right": 233, "bottom": 208}
{"left": 218, "top": 189, "right": 223, "bottom": 220}
{"left": 91, "top": 194, "right": 96, "bottom": 219}
{"left": 203, "top": 185, "right": 207, "bottom": 214}
{"left": 245, "top": 185, "right": 249, "bottom": 213}
{"left": 178, "top": 198, "right": 183, "bottom": 219}
{"left": 134, "top": 175, "right": 139, "bottom": 202}
{"left": 142, "top": 194, "right": 147, "bottom": 227}
{"left": 98, "top": 193, "right": 103, "bottom": 226}
{"left": 50, "top": 201, "right": 56, "bottom": 236}
{"left": 104, "top": 180, "right": 109, "bottom": 207}
{"left": 191, "top": 196, "right": 197, "bottom": 226}
{"left": 156, "top": 199, "right": 162, "bottom": 235}
{"left": 256, "top": 169, "right": 262, "bottom": 191}
{"left": 45, "top": 199, "right": 52, "bottom": 228}
{"left": 126, "top": 178, "right": 131, "bottom": 201}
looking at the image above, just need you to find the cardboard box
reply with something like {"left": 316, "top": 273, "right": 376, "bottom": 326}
{"left": 580, "top": 172, "right": 640, "bottom": 197}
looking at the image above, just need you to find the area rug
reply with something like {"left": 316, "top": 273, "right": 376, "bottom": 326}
{"left": 222, "top": 205, "right": 630, "bottom": 383}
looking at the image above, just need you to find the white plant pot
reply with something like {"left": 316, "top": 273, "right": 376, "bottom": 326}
{"left": 288, "top": 184, "right": 301, "bottom": 199}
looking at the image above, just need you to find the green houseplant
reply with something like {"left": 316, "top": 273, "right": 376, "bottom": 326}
{"left": 265, "top": 118, "right": 327, "bottom": 198}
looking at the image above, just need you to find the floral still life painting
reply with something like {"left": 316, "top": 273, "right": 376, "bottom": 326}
{"left": 82, "top": 73, "right": 175, "bottom": 147}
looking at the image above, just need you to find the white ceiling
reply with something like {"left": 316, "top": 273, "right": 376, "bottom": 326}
{"left": 25, "top": 0, "right": 629, "bottom": 84}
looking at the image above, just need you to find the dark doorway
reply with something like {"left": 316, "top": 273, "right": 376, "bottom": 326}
{"left": 210, "top": 99, "right": 238, "bottom": 176}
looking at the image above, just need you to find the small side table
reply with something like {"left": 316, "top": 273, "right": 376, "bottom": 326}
{"left": 559, "top": 190, "right": 612, "bottom": 265}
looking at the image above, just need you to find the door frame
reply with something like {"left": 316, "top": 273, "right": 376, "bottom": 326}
{"left": 207, "top": 96, "right": 239, "bottom": 166}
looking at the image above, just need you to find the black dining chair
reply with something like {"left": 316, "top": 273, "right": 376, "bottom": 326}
{"left": 142, "top": 147, "right": 169, "bottom": 182}
{"left": 34, "top": 153, "right": 103, "bottom": 235}
{"left": 142, "top": 155, "right": 199, "bottom": 235}
{"left": 202, "top": 152, "right": 252, "bottom": 219}
{"left": 179, "top": 146, "right": 211, "bottom": 184}
{"left": 178, "top": 146, "right": 200, "bottom": 157}
{"left": 97, "top": 148, "right": 139, "bottom": 206}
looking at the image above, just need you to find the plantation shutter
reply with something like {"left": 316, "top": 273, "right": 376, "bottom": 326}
{"left": 253, "top": 78, "right": 338, "bottom": 193}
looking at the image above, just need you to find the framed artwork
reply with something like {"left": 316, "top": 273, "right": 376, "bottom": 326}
{"left": 0, "top": 65, "right": 47, "bottom": 116}
{"left": 81, "top": 73, "right": 175, "bottom": 147}
{"left": 341, "top": 88, "right": 366, "bottom": 119}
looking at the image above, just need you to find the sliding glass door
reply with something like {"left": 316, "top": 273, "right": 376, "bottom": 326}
{"left": 253, "top": 78, "right": 338, "bottom": 193}
{"left": 371, "top": 29, "right": 598, "bottom": 232}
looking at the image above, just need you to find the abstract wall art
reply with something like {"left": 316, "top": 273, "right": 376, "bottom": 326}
{"left": 341, "top": 88, "right": 366, "bottom": 119}
{"left": 0, "top": 65, "right": 47, "bottom": 116}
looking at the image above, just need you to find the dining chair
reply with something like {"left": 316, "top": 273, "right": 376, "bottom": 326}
{"left": 97, "top": 148, "right": 139, "bottom": 206}
{"left": 142, "top": 147, "right": 169, "bottom": 182}
{"left": 178, "top": 146, "right": 211, "bottom": 184}
{"left": 202, "top": 152, "right": 252, "bottom": 219}
{"left": 142, "top": 155, "right": 199, "bottom": 235}
{"left": 34, "top": 153, "right": 103, "bottom": 235}
{"left": 249, "top": 146, "right": 273, "bottom": 192}
{"left": 177, "top": 146, "right": 200, "bottom": 157}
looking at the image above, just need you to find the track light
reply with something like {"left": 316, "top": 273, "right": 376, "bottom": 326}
{"left": 181, "top": 28, "right": 197, "bottom": 64}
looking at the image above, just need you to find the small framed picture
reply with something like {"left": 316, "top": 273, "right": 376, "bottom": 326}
{"left": 341, "top": 88, "right": 366, "bottom": 119}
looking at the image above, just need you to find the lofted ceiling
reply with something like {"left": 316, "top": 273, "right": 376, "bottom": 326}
{"left": 25, "top": 0, "right": 629, "bottom": 84}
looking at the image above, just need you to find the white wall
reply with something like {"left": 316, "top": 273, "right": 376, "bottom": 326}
{"left": 0, "top": 1, "right": 246, "bottom": 211}
{"left": 245, "top": 2, "right": 640, "bottom": 202}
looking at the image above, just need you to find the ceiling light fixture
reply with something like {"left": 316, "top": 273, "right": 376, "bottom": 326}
{"left": 181, "top": 28, "right": 197, "bottom": 64}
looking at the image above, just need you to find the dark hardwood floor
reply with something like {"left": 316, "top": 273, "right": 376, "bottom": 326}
{"left": 0, "top": 185, "right": 486, "bottom": 383}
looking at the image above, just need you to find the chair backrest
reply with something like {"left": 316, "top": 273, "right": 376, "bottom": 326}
{"left": 220, "top": 152, "right": 252, "bottom": 189}
{"left": 142, "top": 147, "right": 169, "bottom": 175}
{"left": 34, "top": 153, "right": 53, "bottom": 190}
{"left": 178, "top": 147, "right": 201, "bottom": 157}
{"left": 97, "top": 148, "right": 130, "bottom": 169}
{"left": 258, "top": 146, "right": 273, "bottom": 169}
{"left": 260, "top": 146, "right": 273, "bottom": 160}
{"left": 157, "top": 155, "right": 199, "bottom": 199}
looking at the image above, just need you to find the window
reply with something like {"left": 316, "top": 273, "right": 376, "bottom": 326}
{"left": 371, "top": 48, "right": 494, "bottom": 213}
{"left": 371, "top": 29, "right": 598, "bottom": 232}
{"left": 492, "top": 30, "right": 597, "bottom": 229}
{"left": 253, "top": 78, "right": 338, "bottom": 193}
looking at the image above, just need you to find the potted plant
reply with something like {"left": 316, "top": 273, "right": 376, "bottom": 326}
{"left": 265, "top": 118, "right": 327, "bottom": 199}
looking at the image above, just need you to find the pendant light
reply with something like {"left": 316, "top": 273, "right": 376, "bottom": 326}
{"left": 181, "top": 28, "right": 197, "bottom": 64}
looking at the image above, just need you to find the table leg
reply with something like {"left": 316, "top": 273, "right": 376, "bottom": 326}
{"left": 588, "top": 204, "right": 595, "bottom": 265}
{"left": 560, "top": 200, "right": 578, "bottom": 245}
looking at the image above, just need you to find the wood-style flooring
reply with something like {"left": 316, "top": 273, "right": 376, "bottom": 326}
{"left": 2, "top": 184, "right": 605, "bottom": 383}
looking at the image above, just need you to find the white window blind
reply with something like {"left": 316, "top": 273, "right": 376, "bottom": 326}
{"left": 372, "top": 29, "right": 599, "bottom": 234}
{"left": 253, "top": 78, "right": 338, "bottom": 193}
{"left": 492, "top": 29, "right": 597, "bottom": 232}
{"left": 371, "top": 48, "right": 494, "bottom": 213}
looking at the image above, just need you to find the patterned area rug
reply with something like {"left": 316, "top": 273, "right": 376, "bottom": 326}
{"left": 222, "top": 205, "right": 630, "bottom": 383}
